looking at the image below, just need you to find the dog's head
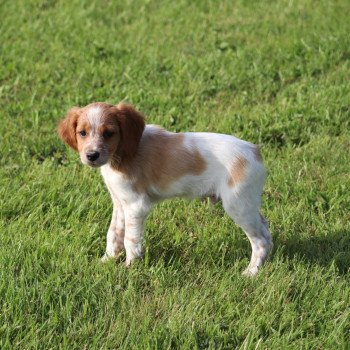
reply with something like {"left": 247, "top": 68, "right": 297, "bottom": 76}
{"left": 58, "top": 102, "right": 145, "bottom": 167}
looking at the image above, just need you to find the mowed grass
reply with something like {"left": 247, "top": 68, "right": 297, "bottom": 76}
{"left": 1, "top": 0, "right": 350, "bottom": 348}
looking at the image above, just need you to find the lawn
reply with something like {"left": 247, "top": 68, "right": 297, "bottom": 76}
{"left": 1, "top": 0, "right": 349, "bottom": 348}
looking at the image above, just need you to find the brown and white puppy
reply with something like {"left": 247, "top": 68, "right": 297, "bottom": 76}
{"left": 58, "top": 102, "right": 272, "bottom": 276}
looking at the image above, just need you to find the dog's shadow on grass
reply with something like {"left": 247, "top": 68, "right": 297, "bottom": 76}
{"left": 146, "top": 227, "right": 350, "bottom": 275}
{"left": 277, "top": 228, "right": 350, "bottom": 275}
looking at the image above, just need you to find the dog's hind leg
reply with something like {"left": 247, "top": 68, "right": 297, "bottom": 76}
{"left": 222, "top": 187, "right": 273, "bottom": 276}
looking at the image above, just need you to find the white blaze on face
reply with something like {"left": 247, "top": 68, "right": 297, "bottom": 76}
{"left": 87, "top": 105, "right": 103, "bottom": 136}
{"left": 84, "top": 105, "right": 105, "bottom": 155}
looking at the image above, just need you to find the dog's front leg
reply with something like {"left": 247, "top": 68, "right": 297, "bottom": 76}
{"left": 124, "top": 201, "right": 150, "bottom": 266}
{"left": 101, "top": 198, "right": 125, "bottom": 262}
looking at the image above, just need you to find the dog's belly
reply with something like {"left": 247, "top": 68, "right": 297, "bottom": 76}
{"left": 146, "top": 173, "right": 218, "bottom": 201}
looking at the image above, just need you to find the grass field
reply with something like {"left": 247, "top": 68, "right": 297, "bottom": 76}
{"left": 1, "top": 0, "right": 350, "bottom": 348}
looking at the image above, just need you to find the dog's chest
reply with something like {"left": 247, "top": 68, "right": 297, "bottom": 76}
{"left": 100, "top": 164, "right": 134, "bottom": 201}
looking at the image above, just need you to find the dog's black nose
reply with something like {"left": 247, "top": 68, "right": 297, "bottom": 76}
{"left": 87, "top": 151, "right": 100, "bottom": 162}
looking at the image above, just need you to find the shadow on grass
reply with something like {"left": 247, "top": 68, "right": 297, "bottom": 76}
{"left": 146, "top": 233, "right": 250, "bottom": 271}
{"left": 277, "top": 228, "right": 350, "bottom": 274}
{"left": 145, "top": 227, "right": 350, "bottom": 275}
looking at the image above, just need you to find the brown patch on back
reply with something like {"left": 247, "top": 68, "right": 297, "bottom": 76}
{"left": 228, "top": 156, "right": 248, "bottom": 186}
{"left": 251, "top": 146, "right": 263, "bottom": 162}
{"left": 117, "top": 129, "right": 207, "bottom": 192}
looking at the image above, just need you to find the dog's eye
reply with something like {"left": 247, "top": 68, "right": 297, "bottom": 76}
{"left": 79, "top": 130, "right": 87, "bottom": 137}
{"left": 103, "top": 130, "right": 114, "bottom": 138}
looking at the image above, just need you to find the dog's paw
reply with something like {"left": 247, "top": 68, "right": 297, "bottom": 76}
{"left": 125, "top": 254, "right": 143, "bottom": 267}
{"left": 100, "top": 253, "right": 115, "bottom": 263}
{"left": 242, "top": 266, "right": 259, "bottom": 277}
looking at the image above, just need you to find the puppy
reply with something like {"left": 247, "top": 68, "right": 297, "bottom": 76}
{"left": 58, "top": 102, "right": 272, "bottom": 276}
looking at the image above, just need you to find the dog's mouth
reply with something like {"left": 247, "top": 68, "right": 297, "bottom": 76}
{"left": 81, "top": 154, "right": 108, "bottom": 168}
{"left": 86, "top": 161, "right": 102, "bottom": 168}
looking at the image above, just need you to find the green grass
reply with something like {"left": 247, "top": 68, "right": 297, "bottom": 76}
{"left": 1, "top": 0, "right": 350, "bottom": 348}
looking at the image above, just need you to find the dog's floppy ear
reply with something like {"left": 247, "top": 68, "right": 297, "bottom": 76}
{"left": 57, "top": 107, "right": 81, "bottom": 151}
{"left": 114, "top": 103, "right": 145, "bottom": 160}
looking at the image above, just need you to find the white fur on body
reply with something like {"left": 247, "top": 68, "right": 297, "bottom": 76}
{"left": 101, "top": 125, "right": 272, "bottom": 276}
